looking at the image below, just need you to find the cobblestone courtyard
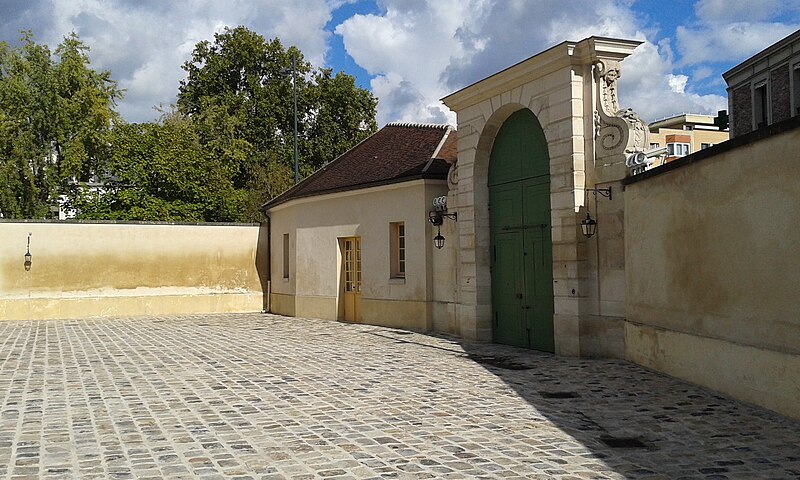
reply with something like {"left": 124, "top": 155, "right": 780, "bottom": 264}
{"left": 0, "top": 313, "right": 798, "bottom": 479}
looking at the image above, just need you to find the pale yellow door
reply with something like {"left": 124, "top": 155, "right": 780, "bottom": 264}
{"left": 342, "top": 237, "right": 361, "bottom": 322}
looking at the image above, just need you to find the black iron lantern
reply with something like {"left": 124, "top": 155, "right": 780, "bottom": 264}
{"left": 429, "top": 195, "right": 457, "bottom": 249}
{"left": 581, "top": 212, "right": 598, "bottom": 238}
{"left": 434, "top": 232, "right": 445, "bottom": 249}
{"left": 24, "top": 233, "right": 32, "bottom": 271}
{"left": 580, "top": 186, "right": 611, "bottom": 239}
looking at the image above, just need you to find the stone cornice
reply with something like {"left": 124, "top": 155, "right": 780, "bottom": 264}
{"left": 441, "top": 36, "right": 642, "bottom": 112}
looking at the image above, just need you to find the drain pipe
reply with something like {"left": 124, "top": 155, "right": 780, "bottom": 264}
{"left": 262, "top": 213, "right": 272, "bottom": 313}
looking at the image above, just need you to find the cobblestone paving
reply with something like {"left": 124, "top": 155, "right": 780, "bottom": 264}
{"left": 0, "top": 313, "right": 798, "bottom": 479}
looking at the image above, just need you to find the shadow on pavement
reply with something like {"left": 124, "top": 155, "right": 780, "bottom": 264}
{"left": 457, "top": 340, "right": 800, "bottom": 479}
{"left": 374, "top": 330, "right": 800, "bottom": 479}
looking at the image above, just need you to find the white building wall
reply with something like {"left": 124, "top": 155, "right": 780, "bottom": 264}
{"left": 268, "top": 180, "right": 451, "bottom": 331}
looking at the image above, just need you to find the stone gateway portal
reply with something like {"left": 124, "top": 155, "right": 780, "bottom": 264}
{"left": 489, "top": 109, "right": 554, "bottom": 352}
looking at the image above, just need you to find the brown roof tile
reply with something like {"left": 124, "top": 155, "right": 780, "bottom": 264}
{"left": 263, "top": 123, "right": 455, "bottom": 209}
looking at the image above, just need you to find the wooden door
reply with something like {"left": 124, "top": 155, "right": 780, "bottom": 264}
{"left": 489, "top": 109, "right": 554, "bottom": 352}
{"left": 522, "top": 180, "right": 555, "bottom": 352}
{"left": 342, "top": 237, "right": 361, "bottom": 322}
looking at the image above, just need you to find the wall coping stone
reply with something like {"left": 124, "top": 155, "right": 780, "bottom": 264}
{"left": 623, "top": 114, "right": 800, "bottom": 187}
{"left": 0, "top": 219, "right": 261, "bottom": 227}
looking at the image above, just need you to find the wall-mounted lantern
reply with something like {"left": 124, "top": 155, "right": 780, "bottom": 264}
{"left": 428, "top": 196, "right": 457, "bottom": 249}
{"left": 24, "top": 233, "right": 32, "bottom": 271}
{"left": 581, "top": 187, "right": 612, "bottom": 238}
{"left": 580, "top": 212, "right": 598, "bottom": 238}
{"left": 433, "top": 232, "right": 445, "bottom": 249}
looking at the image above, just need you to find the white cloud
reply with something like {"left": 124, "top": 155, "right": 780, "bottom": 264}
{"left": 676, "top": 22, "right": 800, "bottom": 66}
{"left": 694, "top": 0, "right": 800, "bottom": 23}
{"left": 6, "top": 0, "right": 793, "bottom": 127}
{"left": 7, "top": 0, "right": 343, "bottom": 122}
{"left": 618, "top": 42, "right": 726, "bottom": 122}
{"left": 336, "top": 0, "right": 728, "bottom": 125}
{"left": 668, "top": 75, "right": 688, "bottom": 94}
{"left": 336, "top": 0, "right": 488, "bottom": 125}
{"left": 692, "top": 66, "right": 714, "bottom": 82}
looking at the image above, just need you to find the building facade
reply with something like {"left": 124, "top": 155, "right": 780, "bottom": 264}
{"left": 264, "top": 123, "right": 460, "bottom": 331}
{"left": 723, "top": 29, "right": 800, "bottom": 138}
{"left": 647, "top": 113, "right": 729, "bottom": 165}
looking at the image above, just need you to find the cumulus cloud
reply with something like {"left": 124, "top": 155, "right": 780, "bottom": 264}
{"left": 4, "top": 0, "right": 797, "bottom": 127}
{"left": 676, "top": 22, "right": 800, "bottom": 66}
{"left": 675, "top": 0, "right": 800, "bottom": 68}
{"left": 618, "top": 42, "right": 726, "bottom": 122}
{"left": 2, "top": 0, "right": 342, "bottom": 122}
{"left": 336, "top": 0, "right": 488, "bottom": 125}
{"left": 336, "top": 0, "right": 730, "bottom": 124}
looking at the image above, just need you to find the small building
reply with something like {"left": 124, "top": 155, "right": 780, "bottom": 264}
{"left": 723, "top": 28, "right": 800, "bottom": 137}
{"left": 263, "top": 123, "right": 458, "bottom": 331}
{"left": 647, "top": 113, "right": 729, "bottom": 164}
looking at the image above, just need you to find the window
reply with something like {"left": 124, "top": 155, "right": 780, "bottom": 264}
{"left": 390, "top": 222, "right": 405, "bottom": 279}
{"left": 649, "top": 142, "right": 660, "bottom": 149}
{"left": 701, "top": 143, "right": 712, "bottom": 150}
{"left": 754, "top": 82, "right": 768, "bottom": 128}
{"left": 666, "top": 143, "right": 690, "bottom": 157}
{"left": 282, "top": 233, "right": 290, "bottom": 279}
{"left": 793, "top": 63, "right": 800, "bottom": 115}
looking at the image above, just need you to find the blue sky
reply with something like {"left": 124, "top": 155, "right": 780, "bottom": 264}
{"left": 2, "top": 0, "right": 798, "bottom": 125}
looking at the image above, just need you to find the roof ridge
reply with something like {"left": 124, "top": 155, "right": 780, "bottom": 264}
{"left": 386, "top": 121, "right": 451, "bottom": 129}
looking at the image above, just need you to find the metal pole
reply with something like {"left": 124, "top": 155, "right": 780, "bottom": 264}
{"left": 292, "top": 54, "right": 299, "bottom": 185}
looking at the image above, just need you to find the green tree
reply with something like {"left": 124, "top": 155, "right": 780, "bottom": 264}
{"left": 177, "top": 26, "right": 377, "bottom": 218}
{"left": 0, "top": 31, "right": 121, "bottom": 218}
{"left": 73, "top": 111, "right": 248, "bottom": 222}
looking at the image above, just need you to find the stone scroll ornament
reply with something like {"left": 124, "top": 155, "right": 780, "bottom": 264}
{"left": 593, "top": 60, "right": 648, "bottom": 159}
{"left": 447, "top": 163, "right": 458, "bottom": 189}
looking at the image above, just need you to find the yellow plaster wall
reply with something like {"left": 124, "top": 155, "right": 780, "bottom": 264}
{"left": 360, "top": 298, "right": 429, "bottom": 331}
{"left": 295, "top": 295, "right": 337, "bottom": 320}
{"left": 270, "top": 292, "right": 296, "bottom": 317}
{"left": 625, "top": 126, "right": 800, "bottom": 419}
{"left": 626, "top": 323, "right": 800, "bottom": 421}
{"left": 0, "top": 221, "right": 267, "bottom": 320}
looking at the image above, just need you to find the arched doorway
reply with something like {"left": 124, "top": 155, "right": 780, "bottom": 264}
{"left": 489, "top": 109, "right": 554, "bottom": 352}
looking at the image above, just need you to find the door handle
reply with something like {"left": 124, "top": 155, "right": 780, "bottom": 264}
{"left": 522, "top": 306, "right": 531, "bottom": 310}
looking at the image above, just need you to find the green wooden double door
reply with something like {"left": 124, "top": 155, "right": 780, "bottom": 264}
{"left": 489, "top": 109, "right": 554, "bottom": 352}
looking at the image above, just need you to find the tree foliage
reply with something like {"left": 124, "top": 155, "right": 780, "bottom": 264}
{"left": 73, "top": 112, "right": 247, "bottom": 222}
{"left": 0, "top": 31, "right": 121, "bottom": 218}
{"left": 177, "top": 26, "right": 377, "bottom": 219}
{"left": 1, "top": 27, "right": 377, "bottom": 223}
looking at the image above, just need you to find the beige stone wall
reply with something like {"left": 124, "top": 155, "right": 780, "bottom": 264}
{"left": 624, "top": 126, "right": 800, "bottom": 420}
{"left": 0, "top": 221, "right": 267, "bottom": 320}
{"left": 267, "top": 180, "right": 452, "bottom": 331}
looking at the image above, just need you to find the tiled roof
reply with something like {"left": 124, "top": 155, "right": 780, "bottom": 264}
{"left": 263, "top": 123, "right": 456, "bottom": 209}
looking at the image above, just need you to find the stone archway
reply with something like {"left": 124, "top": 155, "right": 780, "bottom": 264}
{"left": 442, "top": 37, "right": 646, "bottom": 357}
